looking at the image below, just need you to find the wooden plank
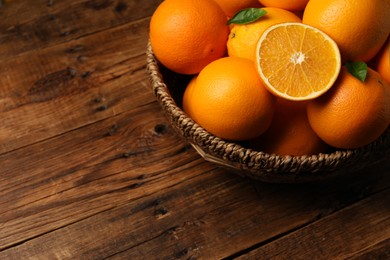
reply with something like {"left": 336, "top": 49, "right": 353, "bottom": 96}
{"left": 0, "top": 17, "right": 154, "bottom": 154}
{"left": 0, "top": 101, "right": 211, "bottom": 250}
{"left": 0, "top": 0, "right": 163, "bottom": 59}
{"left": 235, "top": 187, "right": 390, "bottom": 260}
{"left": 348, "top": 237, "right": 390, "bottom": 260}
{"left": 1, "top": 159, "right": 389, "bottom": 258}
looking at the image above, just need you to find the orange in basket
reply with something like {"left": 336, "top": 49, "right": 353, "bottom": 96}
{"left": 227, "top": 7, "right": 301, "bottom": 62}
{"left": 146, "top": 0, "right": 390, "bottom": 182}
{"left": 149, "top": 0, "right": 229, "bottom": 75}
{"left": 302, "top": 0, "right": 390, "bottom": 62}
{"left": 258, "top": 0, "right": 309, "bottom": 11}
{"left": 183, "top": 57, "right": 275, "bottom": 141}
{"left": 256, "top": 22, "right": 341, "bottom": 101}
{"left": 248, "top": 99, "right": 329, "bottom": 156}
{"left": 374, "top": 37, "right": 390, "bottom": 85}
{"left": 307, "top": 67, "right": 390, "bottom": 149}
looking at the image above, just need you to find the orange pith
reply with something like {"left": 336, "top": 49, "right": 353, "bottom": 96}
{"left": 256, "top": 22, "right": 341, "bottom": 101}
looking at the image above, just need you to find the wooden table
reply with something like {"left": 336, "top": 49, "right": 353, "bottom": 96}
{"left": 1, "top": 1, "right": 389, "bottom": 259}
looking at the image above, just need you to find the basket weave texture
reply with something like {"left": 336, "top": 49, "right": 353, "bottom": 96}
{"left": 146, "top": 42, "right": 390, "bottom": 183}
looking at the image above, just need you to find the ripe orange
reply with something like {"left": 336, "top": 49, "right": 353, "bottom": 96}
{"left": 256, "top": 22, "right": 341, "bottom": 101}
{"left": 374, "top": 37, "right": 390, "bottom": 84}
{"left": 307, "top": 67, "right": 390, "bottom": 149}
{"left": 182, "top": 76, "right": 197, "bottom": 117}
{"left": 248, "top": 99, "right": 329, "bottom": 156}
{"left": 302, "top": 0, "right": 390, "bottom": 62}
{"left": 213, "top": 0, "right": 263, "bottom": 18}
{"left": 149, "top": 0, "right": 229, "bottom": 75}
{"left": 258, "top": 0, "right": 309, "bottom": 11}
{"left": 182, "top": 57, "right": 276, "bottom": 141}
{"left": 227, "top": 7, "right": 301, "bottom": 62}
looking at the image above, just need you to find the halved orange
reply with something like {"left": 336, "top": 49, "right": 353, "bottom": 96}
{"left": 256, "top": 22, "right": 341, "bottom": 101}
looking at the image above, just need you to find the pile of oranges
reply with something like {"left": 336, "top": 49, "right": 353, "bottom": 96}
{"left": 150, "top": 0, "right": 390, "bottom": 156}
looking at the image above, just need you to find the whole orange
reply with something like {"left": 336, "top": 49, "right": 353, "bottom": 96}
{"left": 213, "top": 0, "right": 263, "bottom": 18}
{"left": 302, "top": 0, "right": 390, "bottom": 62}
{"left": 227, "top": 7, "right": 301, "bottom": 61}
{"left": 183, "top": 57, "right": 276, "bottom": 141}
{"left": 258, "top": 0, "right": 309, "bottom": 11}
{"left": 307, "top": 67, "right": 390, "bottom": 149}
{"left": 149, "top": 0, "right": 229, "bottom": 75}
{"left": 374, "top": 37, "right": 390, "bottom": 84}
{"left": 248, "top": 99, "right": 329, "bottom": 156}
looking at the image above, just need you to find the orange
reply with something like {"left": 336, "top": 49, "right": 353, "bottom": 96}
{"left": 374, "top": 37, "right": 390, "bottom": 84}
{"left": 182, "top": 76, "right": 197, "bottom": 117}
{"left": 227, "top": 7, "right": 301, "bottom": 62}
{"left": 213, "top": 0, "right": 263, "bottom": 18}
{"left": 256, "top": 22, "right": 341, "bottom": 101}
{"left": 302, "top": 0, "right": 390, "bottom": 62}
{"left": 307, "top": 67, "right": 390, "bottom": 149}
{"left": 149, "top": 0, "right": 229, "bottom": 75}
{"left": 248, "top": 99, "right": 329, "bottom": 156}
{"left": 182, "top": 57, "right": 276, "bottom": 141}
{"left": 258, "top": 0, "right": 309, "bottom": 11}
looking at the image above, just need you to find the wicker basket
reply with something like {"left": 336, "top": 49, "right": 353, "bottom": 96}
{"left": 146, "top": 42, "right": 390, "bottom": 183}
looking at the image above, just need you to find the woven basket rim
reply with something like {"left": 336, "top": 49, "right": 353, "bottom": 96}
{"left": 145, "top": 41, "right": 390, "bottom": 181}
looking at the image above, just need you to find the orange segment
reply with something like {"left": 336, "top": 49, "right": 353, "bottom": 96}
{"left": 256, "top": 22, "right": 341, "bottom": 101}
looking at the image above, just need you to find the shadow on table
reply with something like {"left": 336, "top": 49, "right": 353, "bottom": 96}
{"left": 247, "top": 160, "right": 390, "bottom": 214}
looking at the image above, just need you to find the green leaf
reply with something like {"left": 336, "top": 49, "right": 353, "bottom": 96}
{"left": 227, "top": 8, "right": 267, "bottom": 25}
{"left": 345, "top": 61, "right": 368, "bottom": 82}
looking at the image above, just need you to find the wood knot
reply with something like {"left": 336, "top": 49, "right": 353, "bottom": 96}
{"left": 106, "top": 124, "right": 118, "bottom": 136}
{"left": 82, "top": 71, "right": 91, "bottom": 79}
{"left": 93, "top": 96, "right": 105, "bottom": 103}
{"left": 28, "top": 67, "right": 78, "bottom": 101}
{"left": 154, "top": 207, "right": 169, "bottom": 218}
{"left": 85, "top": 0, "right": 113, "bottom": 10}
{"left": 114, "top": 2, "right": 127, "bottom": 13}
{"left": 154, "top": 124, "right": 169, "bottom": 135}
{"left": 96, "top": 104, "right": 108, "bottom": 112}
{"left": 65, "top": 45, "right": 85, "bottom": 54}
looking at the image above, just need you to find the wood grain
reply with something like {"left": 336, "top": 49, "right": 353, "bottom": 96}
{"left": 1, "top": 158, "right": 389, "bottom": 258}
{"left": 0, "top": 0, "right": 163, "bottom": 59}
{"left": 0, "top": 102, "right": 205, "bottom": 249}
{"left": 236, "top": 187, "right": 390, "bottom": 260}
{"left": 0, "top": 0, "right": 389, "bottom": 259}
{"left": 0, "top": 14, "right": 152, "bottom": 153}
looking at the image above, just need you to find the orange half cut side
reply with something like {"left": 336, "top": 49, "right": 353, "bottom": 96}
{"left": 256, "top": 22, "right": 341, "bottom": 101}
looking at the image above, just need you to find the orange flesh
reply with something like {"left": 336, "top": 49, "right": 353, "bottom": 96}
{"left": 257, "top": 22, "right": 341, "bottom": 100}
